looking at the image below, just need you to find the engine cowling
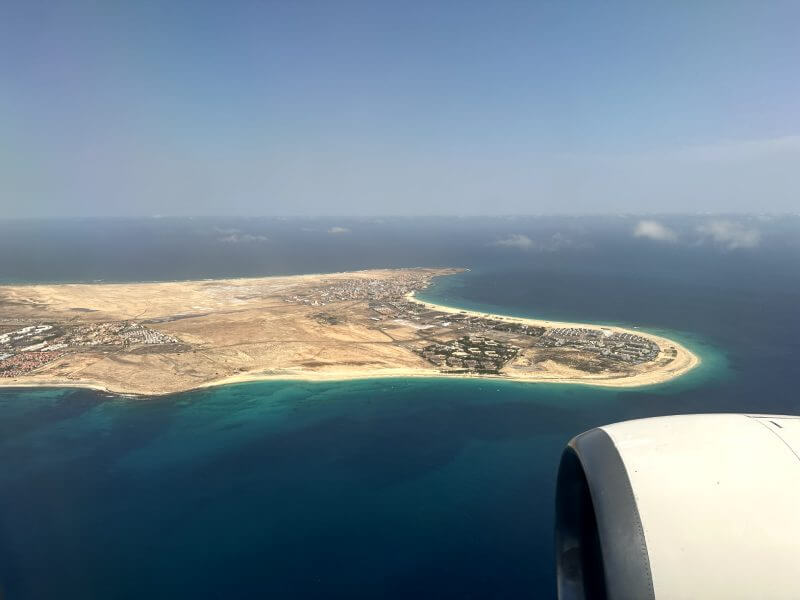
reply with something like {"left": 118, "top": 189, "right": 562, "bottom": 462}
{"left": 555, "top": 414, "right": 800, "bottom": 599}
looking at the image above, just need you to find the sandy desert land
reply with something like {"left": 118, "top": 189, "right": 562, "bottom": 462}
{"left": 0, "top": 268, "right": 698, "bottom": 396}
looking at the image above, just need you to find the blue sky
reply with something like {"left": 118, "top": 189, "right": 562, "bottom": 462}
{"left": 2, "top": 0, "right": 799, "bottom": 216}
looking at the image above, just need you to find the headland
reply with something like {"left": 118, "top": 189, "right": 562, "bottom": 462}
{"left": 0, "top": 268, "right": 698, "bottom": 396}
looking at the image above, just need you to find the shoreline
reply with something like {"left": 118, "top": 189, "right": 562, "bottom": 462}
{"left": 0, "top": 291, "right": 700, "bottom": 397}
{"left": 407, "top": 291, "right": 700, "bottom": 380}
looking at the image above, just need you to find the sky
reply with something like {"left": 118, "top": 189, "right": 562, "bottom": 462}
{"left": 2, "top": 0, "right": 799, "bottom": 217}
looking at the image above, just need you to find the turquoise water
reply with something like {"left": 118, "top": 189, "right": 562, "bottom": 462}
{"left": 0, "top": 338, "right": 737, "bottom": 598}
{"left": 0, "top": 379, "right": 636, "bottom": 598}
{"left": 2, "top": 217, "right": 799, "bottom": 598}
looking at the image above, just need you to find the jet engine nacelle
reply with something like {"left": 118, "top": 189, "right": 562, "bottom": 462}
{"left": 555, "top": 414, "right": 800, "bottom": 599}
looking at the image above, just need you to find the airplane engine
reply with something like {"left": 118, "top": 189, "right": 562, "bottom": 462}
{"left": 555, "top": 414, "right": 800, "bottom": 599}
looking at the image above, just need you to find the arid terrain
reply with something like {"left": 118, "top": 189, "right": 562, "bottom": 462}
{"left": 0, "top": 268, "right": 698, "bottom": 395}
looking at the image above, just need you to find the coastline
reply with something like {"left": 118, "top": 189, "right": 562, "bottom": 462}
{"left": 0, "top": 290, "right": 700, "bottom": 397}
{"left": 406, "top": 291, "right": 699, "bottom": 381}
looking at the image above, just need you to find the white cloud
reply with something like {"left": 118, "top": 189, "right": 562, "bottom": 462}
{"left": 493, "top": 234, "right": 534, "bottom": 249}
{"left": 633, "top": 220, "right": 678, "bottom": 242}
{"left": 328, "top": 226, "right": 351, "bottom": 234}
{"left": 697, "top": 220, "right": 760, "bottom": 249}
{"left": 218, "top": 232, "right": 268, "bottom": 244}
{"left": 491, "top": 232, "right": 586, "bottom": 252}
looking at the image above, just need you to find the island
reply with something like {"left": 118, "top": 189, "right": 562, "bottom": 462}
{"left": 0, "top": 268, "right": 698, "bottom": 396}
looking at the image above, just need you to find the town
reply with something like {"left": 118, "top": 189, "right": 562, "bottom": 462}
{"left": 285, "top": 270, "right": 442, "bottom": 306}
{"left": 0, "top": 321, "right": 179, "bottom": 378}
{"left": 283, "top": 272, "right": 661, "bottom": 375}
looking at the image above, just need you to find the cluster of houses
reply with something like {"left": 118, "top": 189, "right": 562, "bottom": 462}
{"left": 0, "top": 351, "right": 65, "bottom": 378}
{"left": 415, "top": 335, "right": 520, "bottom": 374}
{"left": 538, "top": 328, "right": 659, "bottom": 363}
{"left": 0, "top": 320, "right": 179, "bottom": 377}
{"left": 286, "top": 272, "right": 437, "bottom": 307}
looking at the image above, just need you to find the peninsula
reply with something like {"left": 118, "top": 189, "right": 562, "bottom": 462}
{"left": 0, "top": 268, "right": 697, "bottom": 396}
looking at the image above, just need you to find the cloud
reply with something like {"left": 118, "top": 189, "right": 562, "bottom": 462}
{"left": 328, "top": 226, "right": 351, "bottom": 234}
{"left": 696, "top": 220, "right": 760, "bottom": 249}
{"left": 492, "top": 234, "right": 534, "bottom": 249}
{"left": 217, "top": 232, "right": 268, "bottom": 243}
{"left": 491, "top": 232, "right": 584, "bottom": 252}
{"left": 633, "top": 220, "right": 678, "bottom": 242}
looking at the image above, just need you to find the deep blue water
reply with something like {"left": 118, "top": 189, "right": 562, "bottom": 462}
{"left": 1, "top": 216, "right": 799, "bottom": 598}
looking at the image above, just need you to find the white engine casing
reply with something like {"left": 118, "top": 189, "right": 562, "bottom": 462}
{"left": 555, "top": 414, "right": 800, "bottom": 599}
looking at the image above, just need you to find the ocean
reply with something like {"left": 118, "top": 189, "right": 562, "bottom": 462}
{"left": 1, "top": 216, "right": 799, "bottom": 598}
